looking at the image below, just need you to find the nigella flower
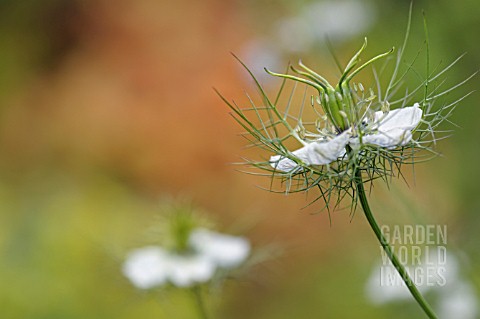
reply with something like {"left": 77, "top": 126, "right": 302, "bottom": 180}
{"left": 123, "top": 228, "right": 250, "bottom": 289}
{"left": 270, "top": 103, "right": 423, "bottom": 172}
{"left": 218, "top": 32, "right": 473, "bottom": 210}
{"left": 219, "top": 7, "right": 474, "bottom": 318}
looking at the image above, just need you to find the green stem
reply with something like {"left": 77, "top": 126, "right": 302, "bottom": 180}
{"left": 191, "top": 286, "right": 209, "bottom": 319}
{"left": 354, "top": 169, "right": 438, "bottom": 319}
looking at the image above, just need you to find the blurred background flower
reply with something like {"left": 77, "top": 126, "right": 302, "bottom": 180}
{"left": 123, "top": 206, "right": 251, "bottom": 291}
{"left": 365, "top": 249, "right": 478, "bottom": 318}
{"left": 0, "top": 0, "right": 478, "bottom": 318}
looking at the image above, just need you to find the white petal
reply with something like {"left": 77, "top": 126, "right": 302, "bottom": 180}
{"left": 168, "top": 254, "right": 216, "bottom": 287}
{"left": 122, "top": 246, "right": 170, "bottom": 289}
{"left": 354, "top": 104, "right": 422, "bottom": 148}
{"left": 360, "top": 128, "right": 413, "bottom": 148}
{"left": 190, "top": 228, "right": 250, "bottom": 268}
{"left": 374, "top": 103, "right": 422, "bottom": 132}
{"left": 270, "top": 130, "right": 350, "bottom": 172}
{"left": 269, "top": 154, "right": 297, "bottom": 172}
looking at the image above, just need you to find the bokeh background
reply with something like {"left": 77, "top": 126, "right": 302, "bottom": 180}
{"left": 0, "top": 0, "right": 478, "bottom": 318}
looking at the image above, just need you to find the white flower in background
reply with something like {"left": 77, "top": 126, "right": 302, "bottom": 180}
{"left": 241, "top": 1, "right": 375, "bottom": 83}
{"left": 123, "top": 229, "right": 251, "bottom": 289}
{"left": 365, "top": 249, "right": 457, "bottom": 304}
{"left": 276, "top": 0, "right": 375, "bottom": 53}
{"left": 189, "top": 228, "right": 251, "bottom": 268}
{"left": 305, "top": 1, "right": 375, "bottom": 43}
{"left": 122, "top": 246, "right": 171, "bottom": 289}
{"left": 365, "top": 259, "right": 429, "bottom": 305}
{"left": 240, "top": 39, "right": 282, "bottom": 83}
{"left": 438, "top": 282, "right": 479, "bottom": 319}
{"left": 276, "top": 17, "right": 315, "bottom": 54}
{"left": 365, "top": 250, "right": 478, "bottom": 318}
{"left": 271, "top": 104, "right": 422, "bottom": 172}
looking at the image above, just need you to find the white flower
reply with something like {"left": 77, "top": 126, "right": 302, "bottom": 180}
{"left": 366, "top": 250, "right": 478, "bottom": 319}
{"left": 167, "top": 254, "right": 216, "bottom": 287}
{"left": 365, "top": 261, "right": 423, "bottom": 305}
{"left": 366, "top": 249, "right": 458, "bottom": 305}
{"left": 123, "top": 229, "right": 251, "bottom": 289}
{"left": 123, "top": 247, "right": 216, "bottom": 289}
{"left": 189, "top": 228, "right": 251, "bottom": 268}
{"left": 270, "top": 104, "right": 422, "bottom": 172}
{"left": 240, "top": 39, "right": 282, "bottom": 83}
{"left": 122, "top": 246, "right": 171, "bottom": 289}
{"left": 305, "top": 0, "right": 375, "bottom": 43}
{"left": 438, "top": 282, "right": 479, "bottom": 319}
{"left": 276, "top": 0, "right": 376, "bottom": 53}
